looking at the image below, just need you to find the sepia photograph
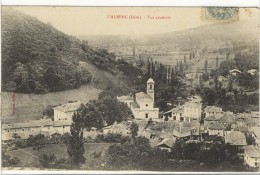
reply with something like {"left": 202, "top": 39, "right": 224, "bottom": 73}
{"left": 1, "top": 6, "right": 259, "bottom": 172}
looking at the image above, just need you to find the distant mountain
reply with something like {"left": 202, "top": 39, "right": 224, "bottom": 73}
{"left": 80, "top": 18, "right": 258, "bottom": 50}
{"left": 2, "top": 10, "right": 118, "bottom": 93}
{"left": 145, "top": 18, "right": 258, "bottom": 45}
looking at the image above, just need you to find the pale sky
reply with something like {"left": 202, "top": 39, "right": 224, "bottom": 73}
{"left": 4, "top": 6, "right": 259, "bottom": 36}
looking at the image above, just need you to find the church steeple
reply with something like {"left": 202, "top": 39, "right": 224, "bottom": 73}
{"left": 147, "top": 78, "right": 155, "bottom": 103}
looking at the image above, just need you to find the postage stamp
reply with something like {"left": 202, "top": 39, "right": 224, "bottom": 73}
{"left": 202, "top": 7, "right": 239, "bottom": 22}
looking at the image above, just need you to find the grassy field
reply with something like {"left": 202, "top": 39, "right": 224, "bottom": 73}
{"left": 1, "top": 86, "right": 102, "bottom": 123}
{"left": 7, "top": 143, "right": 113, "bottom": 168}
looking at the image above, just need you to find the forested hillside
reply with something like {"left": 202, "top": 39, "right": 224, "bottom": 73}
{"left": 2, "top": 10, "right": 117, "bottom": 93}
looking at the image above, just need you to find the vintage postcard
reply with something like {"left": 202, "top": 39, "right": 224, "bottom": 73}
{"left": 1, "top": 6, "right": 259, "bottom": 173}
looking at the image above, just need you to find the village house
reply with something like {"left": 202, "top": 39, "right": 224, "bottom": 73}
{"left": 250, "top": 127, "right": 260, "bottom": 147}
{"left": 102, "top": 123, "right": 130, "bottom": 135}
{"left": 229, "top": 69, "right": 241, "bottom": 76}
{"left": 2, "top": 119, "right": 71, "bottom": 141}
{"left": 204, "top": 106, "right": 223, "bottom": 118}
{"left": 207, "top": 123, "right": 225, "bottom": 137}
{"left": 247, "top": 69, "right": 258, "bottom": 76}
{"left": 244, "top": 145, "right": 259, "bottom": 168}
{"left": 117, "top": 78, "right": 159, "bottom": 120}
{"left": 163, "top": 101, "right": 201, "bottom": 122}
{"left": 218, "top": 75, "right": 228, "bottom": 82}
{"left": 155, "top": 137, "right": 176, "bottom": 152}
{"left": 225, "top": 131, "right": 247, "bottom": 147}
{"left": 218, "top": 114, "right": 237, "bottom": 130}
{"left": 203, "top": 114, "right": 223, "bottom": 127}
{"left": 2, "top": 101, "right": 82, "bottom": 141}
{"left": 53, "top": 101, "right": 82, "bottom": 122}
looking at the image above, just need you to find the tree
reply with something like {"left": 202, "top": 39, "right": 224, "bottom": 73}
{"left": 33, "top": 139, "right": 46, "bottom": 153}
{"left": 67, "top": 111, "right": 85, "bottom": 165}
{"left": 107, "top": 136, "right": 169, "bottom": 171}
{"left": 78, "top": 98, "right": 131, "bottom": 129}
{"left": 130, "top": 122, "right": 139, "bottom": 139}
{"left": 12, "top": 133, "right": 21, "bottom": 140}
{"left": 43, "top": 105, "right": 54, "bottom": 119}
{"left": 39, "top": 154, "right": 67, "bottom": 169}
{"left": 5, "top": 81, "right": 17, "bottom": 91}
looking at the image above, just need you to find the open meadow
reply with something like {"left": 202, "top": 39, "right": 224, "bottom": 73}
{"left": 6, "top": 143, "right": 113, "bottom": 169}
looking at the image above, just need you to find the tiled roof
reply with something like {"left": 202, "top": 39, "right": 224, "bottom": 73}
{"left": 131, "top": 101, "right": 140, "bottom": 109}
{"left": 53, "top": 101, "right": 82, "bottom": 113}
{"left": 208, "top": 123, "right": 225, "bottom": 130}
{"left": 156, "top": 137, "right": 176, "bottom": 148}
{"left": 229, "top": 69, "right": 241, "bottom": 73}
{"left": 244, "top": 145, "right": 260, "bottom": 158}
{"left": 219, "top": 114, "right": 236, "bottom": 123}
{"left": 135, "top": 92, "right": 152, "bottom": 102}
{"left": 225, "top": 131, "right": 247, "bottom": 146}
{"left": 204, "top": 114, "right": 223, "bottom": 121}
{"left": 117, "top": 95, "right": 134, "bottom": 101}
{"left": 163, "top": 106, "right": 183, "bottom": 115}
{"left": 251, "top": 127, "right": 260, "bottom": 138}
{"left": 205, "top": 106, "right": 222, "bottom": 113}
{"left": 2, "top": 119, "right": 53, "bottom": 129}
{"left": 172, "top": 130, "right": 190, "bottom": 138}
{"left": 183, "top": 101, "right": 201, "bottom": 108}
{"left": 103, "top": 123, "right": 128, "bottom": 131}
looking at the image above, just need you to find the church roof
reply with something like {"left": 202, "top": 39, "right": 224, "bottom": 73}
{"left": 131, "top": 101, "right": 140, "bottom": 109}
{"left": 147, "top": 78, "right": 154, "bottom": 83}
{"left": 117, "top": 95, "right": 134, "bottom": 101}
{"left": 135, "top": 92, "right": 152, "bottom": 102}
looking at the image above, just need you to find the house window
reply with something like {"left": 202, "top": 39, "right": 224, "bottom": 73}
{"left": 180, "top": 117, "right": 184, "bottom": 121}
{"left": 180, "top": 113, "right": 182, "bottom": 116}
{"left": 22, "top": 129, "right": 24, "bottom": 131}
{"left": 150, "top": 84, "right": 152, "bottom": 89}
{"left": 146, "top": 104, "right": 148, "bottom": 107}
{"left": 7, "top": 130, "right": 9, "bottom": 132}
{"left": 145, "top": 113, "right": 149, "bottom": 118}
{"left": 255, "top": 162, "right": 258, "bottom": 166}
{"left": 173, "top": 116, "right": 176, "bottom": 120}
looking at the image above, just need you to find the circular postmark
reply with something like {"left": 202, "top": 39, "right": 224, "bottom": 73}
{"left": 206, "top": 7, "right": 238, "bottom": 20}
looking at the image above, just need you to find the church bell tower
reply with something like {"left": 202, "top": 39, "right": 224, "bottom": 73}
{"left": 147, "top": 78, "right": 155, "bottom": 103}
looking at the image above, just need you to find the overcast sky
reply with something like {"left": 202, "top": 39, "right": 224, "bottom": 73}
{"left": 4, "top": 6, "right": 259, "bottom": 36}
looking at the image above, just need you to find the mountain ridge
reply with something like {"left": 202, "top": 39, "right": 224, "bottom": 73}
{"left": 2, "top": 10, "right": 118, "bottom": 94}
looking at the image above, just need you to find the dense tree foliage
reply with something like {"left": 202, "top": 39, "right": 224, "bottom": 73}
{"left": 39, "top": 154, "right": 67, "bottom": 169}
{"left": 67, "top": 112, "right": 86, "bottom": 165}
{"left": 107, "top": 136, "right": 170, "bottom": 170}
{"left": 2, "top": 10, "right": 119, "bottom": 93}
{"left": 198, "top": 51, "right": 259, "bottom": 112}
{"left": 130, "top": 122, "right": 139, "bottom": 139}
{"left": 77, "top": 98, "right": 131, "bottom": 129}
